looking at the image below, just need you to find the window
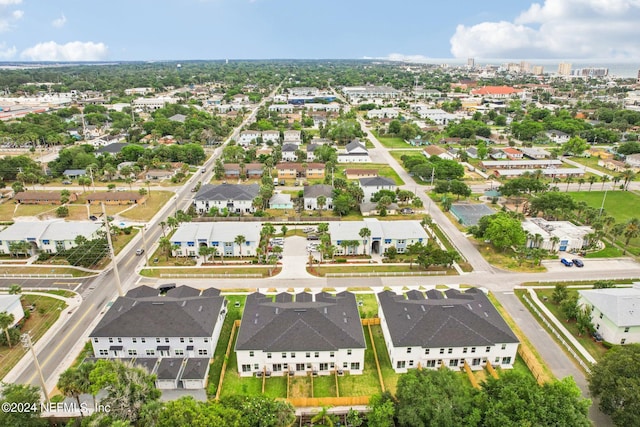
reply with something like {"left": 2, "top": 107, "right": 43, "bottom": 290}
{"left": 141, "top": 338, "right": 146, "bottom": 343}
{"left": 330, "top": 352, "right": 335, "bottom": 358}
{"left": 282, "top": 352, "right": 287, "bottom": 358}
{"left": 273, "top": 364, "right": 282, "bottom": 372}
{"left": 407, "top": 348, "right": 412, "bottom": 354}
{"left": 624, "top": 327, "right": 630, "bottom": 333}
{"left": 347, "top": 349, "right": 352, "bottom": 355}
{"left": 306, "top": 352, "right": 311, "bottom": 358}
{"left": 156, "top": 338, "right": 161, "bottom": 343}
{"left": 343, "top": 362, "right": 348, "bottom": 368}
{"left": 132, "top": 338, "right": 137, "bottom": 343}
{"left": 117, "top": 338, "right": 122, "bottom": 343}
{"left": 472, "top": 358, "right": 481, "bottom": 366}
{"left": 189, "top": 338, "right": 193, "bottom": 343}
{"left": 254, "top": 364, "right": 259, "bottom": 370}
{"left": 320, "top": 363, "right": 329, "bottom": 371}
{"left": 494, "top": 357, "right": 500, "bottom": 364}
{"left": 267, "top": 353, "right": 272, "bottom": 359}
{"left": 128, "top": 350, "right": 137, "bottom": 356}
{"left": 599, "top": 312, "right": 603, "bottom": 319}
{"left": 146, "top": 350, "right": 155, "bottom": 356}
{"left": 108, "top": 338, "right": 113, "bottom": 343}
{"left": 471, "top": 347, "right": 476, "bottom": 353}
{"left": 175, "top": 349, "right": 184, "bottom": 356}
{"left": 351, "top": 362, "right": 360, "bottom": 370}
{"left": 99, "top": 350, "right": 108, "bottom": 356}
{"left": 501, "top": 344, "right": 506, "bottom": 350}
{"left": 426, "top": 360, "right": 436, "bottom": 368}
{"left": 249, "top": 351, "right": 254, "bottom": 357}
{"left": 621, "top": 339, "right": 627, "bottom": 344}
{"left": 425, "top": 349, "right": 430, "bottom": 355}
{"left": 204, "top": 338, "right": 209, "bottom": 343}
{"left": 397, "top": 239, "right": 406, "bottom": 245}
{"left": 447, "top": 348, "right": 452, "bottom": 354}
{"left": 242, "top": 364, "right": 251, "bottom": 373}
{"left": 502, "top": 357, "right": 512, "bottom": 365}
{"left": 198, "top": 349, "right": 208, "bottom": 356}
{"left": 486, "top": 346, "right": 491, "bottom": 353}
{"left": 463, "top": 347, "right": 467, "bottom": 354}
{"left": 93, "top": 338, "right": 98, "bottom": 343}
{"left": 397, "top": 361, "right": 406, "bottom": 369}
{"left": 315, "top": 352, "right": 319, "bottom": 358}
{"left": 180, "top": 338, "right": 184, "bottom": 343}
{"left": 439, "top": 348, "right": 445, "bottom": 354}
{"left": 291, "top": 352, "right": 295, "bottom": 358}
{"left": 165, "top": 338, "right": 169, "bottom": 343}
{"left": 449, "top": 359, "right": 458, "bottom": 367}
{"left": 408, "top": 360, "right": 414, "bottom": 367}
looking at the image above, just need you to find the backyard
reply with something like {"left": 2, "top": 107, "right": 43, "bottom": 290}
{"left": 336, "top": 163, "right": 405, "bottom": 186}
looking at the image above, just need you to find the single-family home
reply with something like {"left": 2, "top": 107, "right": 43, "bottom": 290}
{"left": 245, "top": 163, "right": 264, "bottom": 179}
{"left": 578, "top": 283, "right": 640, "bottom": 345}
{"left": 235, "top": 291, "right": 366, "bottom": 377}
{"left": 522, "top": 218, "right": 592, "bottom": 252}
{"left": 306, "top": 143, "right": 320, "bottom": 161}
{"left": 304, "top": 185, "right": 334, "bottom": 210}
{"left": 239, "top": 130, "right": 261, "bottom": 146}
{"left": 268, "top": 104, "right": 294, "bottom": 114}
{"left": 328, "top": 219, "right": 428, "bottom": 255}
{"left": 170, "top": 222, "right": 262, "bottom": 258}
{"left": 359, "top": 177, "right": 397, "bottom": 202}
{"left": 502, "top": 147, "right": 524, "bottom": 160}
{"left": 489, "top": 149, "right": 507, "bottom": 160}
{"left": 193, "top": 183, "right": 260, "bottom": 215}
{"left": 345, "top": 169, "right": 378, "bottom": 180}
{"left": 422, "top": 145, "right": 455, "bottom": 160}
{"left": 519, "top": 147, "right": 550, "bottom": 159}
{"left": 14, "top": 192, "right": 77, "bottom": 205}
{"left": 546, "top": 130, "right": 570, "bottom": 144}
{"left": 283, "top": 130, "right": 302, "bottom": 143}
{"left": 0, "top": 220, "right": 102, "bottom": 255}
{"left": 269, "top": 193, "right": 294, "bottom": 210}
{"left": 378, "top": 288, "right": 519, "bottom": 373}
{"left": 261, "top": 130, "right": 280, "bottom": 144}
{"left": 625, "top": 153, "right": 640, "bottom": 169}
{"left": 86, "top": 192, "right": 146, "bottom": 205}
{"left": 359, "top": 202, "right": 399, "bottom": 216}
{"left": 63, "top": 169, "right": 87, "bottom": 179}
{"left": 281, "top": 143, "right": 299, "bottom": 162}
{"left": 145, "top": 169, "right": 176, "bottom": 181}
{"left": 305, "top": 163, "right": 326, "bottom": 180}
{"left": 338, "top": 140, "right": 371, "bottom": 163}
{"left": 598, "top": 159, "right": 627, "bottom": 173}
{"left": 466, "top": 147, "right": 478, "bottom": 159}
{"left": 223, "top": 163, "right": 241, "bottom": 179}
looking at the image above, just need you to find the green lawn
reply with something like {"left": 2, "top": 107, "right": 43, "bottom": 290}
{"left": 337, "top": 163, "right": 405, "bottom": 185}
{"left": 357, "top": 294, "right": 379, "bottom": 319}
{"left": 585, "top": 241, "right": 623, "bottom": 258}
{"left": 264, "top": 376, "right": 288, "bottom": 399}
{"left": 208, "top": 304, "right": 242, "bottom": 398}
{"left": 370, "top": 325, "right": 400, "bottom": 394}
{"left": 337, "top": 328, "right": 382, "bottom": 396}
{"left": 118, "top": 191, "right": 174, "bottom": 221}
{"left": 309, "top": 264, "right": 456, "bottom": 276}
{"left": 373, "top": 133, "right": 411, "bottom": 149}
{"left": 313, "top": 375, "right": 336, "bottom": 397}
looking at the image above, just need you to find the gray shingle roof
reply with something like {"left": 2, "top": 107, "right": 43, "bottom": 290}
{"left": 90, "top": 286, "right": 225, "bottom": 338}
{"left": 235, "top": 292, "right": 366, "bottom": 352}
{"left": 304, "top": 184, "right": 333, "bottom": 198}
{"left": 156, "top": 358, "right": 184, "bottom": 380}
{"left": 194, "top": 183, "right": 259, "bottom": 202}
{"left": 359, "top": 177, "right": 396, "bottom": 187}
{"left": 181, "top": 358, "right": 210, "bottom": 379}
{"left": 378, "top": 289, "right": 518, "bottom": 348}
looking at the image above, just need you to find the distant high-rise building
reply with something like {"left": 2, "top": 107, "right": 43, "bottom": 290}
{"left": 637, "top": 68, "right": 640, "bottom": 84}
{"left": 520, "top": 61, "right": 531, "bottom": 73}
{"left": 558, "top": 62, "right": 572, "bottom": 76}
{"left": 467, "top": 58, "right": 475, "bottom": 68}
{"left": 532, "top": 65, "right": 545, "bottom": 75}
{"left": 573, "top": 68, "right": 609, "bottom": 77}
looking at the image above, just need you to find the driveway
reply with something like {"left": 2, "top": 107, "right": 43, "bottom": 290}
{"left": 542, "top": 257, "right": 638, "bottom": 274}
{"left": 276, "top": 235, "right": 315, "bottom": 279}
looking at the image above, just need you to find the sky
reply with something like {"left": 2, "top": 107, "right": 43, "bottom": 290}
{"left": 1, "top": 0, "right": 640, "bottom": 62}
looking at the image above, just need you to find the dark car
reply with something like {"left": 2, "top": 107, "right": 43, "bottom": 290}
{"left": 89, "top": 215, "right": 98, "bottom": 221}
{"left": 572, "top": 258, "right": 584, "bottom": 267}
{"left": 560, "top": 258, "right": 573, "bottom": 267}
{"left": 158, "top": 283, "right": 176, "bottom": 294}
{"left": 400, "top": 208, "right": 414, "bottom": 215}
{"left": 592, "top": 331, "right": 603, "bottom": 342}
{"left": 306, "top": 234, "right": 319, "bottom": 241}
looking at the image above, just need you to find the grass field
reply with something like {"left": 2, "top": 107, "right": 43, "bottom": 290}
{"left": 0, "top": 202, "right": 58, "bottom": 221}
{"left": 118, "top": 191, "right": 174, "bottom": 221}
{"left": 139, "top": 266, "right": 277, "bottom": 278}
{"left": 308, "top": 264, "right": 456, "bottom": 276}
{"left": 373, "top": 133, "right": 411, "bottom": 149}
{"left": 337, "top": 163, "right": 405, "bottom": 186}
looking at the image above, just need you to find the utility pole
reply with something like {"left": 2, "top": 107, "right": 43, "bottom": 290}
{"left": 21, "top": 332, "right": 49, "bottom": 404}
{"left": 102, "top": 202, "right": 124, "bottom": 296}
{"left": 140, "top": 225, "right": 149, "bottom": 267}
{"left": 430, "top": 167, "right": 435, "bottom": 187}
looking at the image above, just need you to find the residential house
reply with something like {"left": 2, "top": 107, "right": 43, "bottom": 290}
{"left": 413, "top": 107, "right": 456, "bottom": 125}
{"left": 328, "top": 219, "right": 428, "bottom": 255}
{"left": 145, "top": 169, "right": 176, "bottom": 180}
{"left": 269, "top": 193, "right": 293, "bottom": 210}
{"left": 63, "top": 169, "right": 87, "bottom": 179}
{"left": 245, "top": 163, "right": 264, "bottom": 179}
{"left": 86, "top": 192, "right": 146, "bottom": 205}
{"left": 519, "top": 147, "right": 550, "bottom": 159}
{"left": 15, "top": 192, "right": 77, "bottom": 205}
{"left": 345, "top": 169, "right": 378, "bottom": 180}
{"left": 276, "top": 163, "right": 304, "bottom": 180}
{"left": 522, "top": 218, "right": 592, "bottom": 252}
{"left": 261, "top": 130, "right": 280, "bottom": 144}
{"left": 338, "top": 140, "right": 371, "bottom": 163}
{"left": 359, "top": 202, "right": 399, "bottom": 216}
{"left": 268, "top": 104, "right": 294, "bottom": 114}
{"left": 625, "top": 153, "right": 640, "bottom": 168}
{"left": 171, "top": 222, "right": 261, "bottom": 257}
{"left": 132, "top": 96, "right": 178, "bottom": 111}
{"left": 359, "top": 177, "right": 397, "bottom": 202}
{"left": 231, "top": 94, "right": 249, "bottom": 104}
{"left": 488, "top": 149, "right": 507, "bottom": 160}
{"left": 422, "top": 145, "right": 455, "bottom": 160}
{"left": 578, "top": 283, "right": 640, "bottom": 345}
{"left": 223, "top": 163, "right": 241, "bottom": 179}
{"left": 0, "top": 294, "right": 24, "bottom": 327}
{"left": 470, "top": 86, "right": 524, "bottom": 99}
{"left": 193, "top": 183, "right": 260, "bottom": 215}
{"left": 378, "top": 288, "right": 519, "bottom": 373}
{"left": 239, "top": 130, "right": 261, "bottom": 146}
{"left": 502, "top": 147, "right": 524, "bottom": 160}
{"left": 283, "top": 130, "right": 302, "bottom": 144}
{"left": 235, "top": 291, "right": 366, "bottom": 377}
{"left": 89, "top": 286, "right": 225, "bottom": 388}
{"left": 305, "top": 163, "right": 326, "bottom": 180}
{"left": 546, "top": 130, "right": 570, "bottom": 144}
{"left": 466, "top": 147, "right": 478, "bottom": 159}
{"left": 0, "top": 220, "right": 101, "bottom": 255}
{"left": 304, "top": 185, "right": 334, "bottom": 210}
{"left": 598, "top": 159, "right": 627, "bottom": 172}
{"left": 281, "top": 143, "right": 299, "bottom": 162}
{"left": 366, "top": 108, "right": 400, "bottom": 119}
{"left": 306, "top": 143, "right": 320, "bottom": 161}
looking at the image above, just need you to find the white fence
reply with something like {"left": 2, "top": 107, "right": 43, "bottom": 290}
{"left": 325, "top": 271, "right": 445, "bottom": 277}
{"left": 0, "top": 273, "right": 74, "bottom": 278}
{"left": 160, "top": 273, "right": 263, "bottom": 278}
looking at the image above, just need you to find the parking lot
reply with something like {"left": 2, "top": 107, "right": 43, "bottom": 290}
{"left": 542, "top": 256, "right": 639, "bottom": 273}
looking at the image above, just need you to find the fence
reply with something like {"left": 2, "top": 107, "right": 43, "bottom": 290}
{"left": 160, "top": 273, "right": 263, "bottom": 278}
{"left": 522, "top": 294, "right": 591, "bottom": 373}
{"left": 0, "top": 273, "right": 74, "bottom": 278}
{"left": 361, "top": 318, "right": 381, "bottom": 326}
{"left": 286, "top": 396, "right": 370, "bottom": 407}
{"left": 325, "top": 271, "right": 444, "bottom": 277}
{"left": 215, "top": 320, "right": 240, "bottom": 400}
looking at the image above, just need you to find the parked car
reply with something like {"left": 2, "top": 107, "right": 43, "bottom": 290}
{"left": 592, "top": 331, "right": 603, "bottom": 342}
{"left": 62, "top": 180, "right": 72, "bottom": 185}
{"left": 135, "top": 248, "right": 145, "bottom": 256}
{"left": 572, "top": 258, "right": 584, "bottom": 267}
{"left": 400, "top": 208, "right": 414, "bottom": 215}
{"left": 89, "top": 215, "right": 98, "bottom": 221}
{"left": 560, "top": 258, "right": 573, "bottom": 267}
{"left": 307, "top": 234, "right": 319, "bottom": 241}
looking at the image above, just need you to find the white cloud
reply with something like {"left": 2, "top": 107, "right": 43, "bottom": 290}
{"left": 0, "top": 0, "right": 22, "bottom": 33}
{"left": 51, "top": 13, "right": 66, "bottom": 28}
{"left": 20, "top": 41, "right": 109, "bottom": 61}
{"left": 0, "top": 0, "right": 22, "bottom": 5}
{"left": 0, "top": 42, "right": 16, "bottom": 59}
{"left": 450, "top": 0, "right": 640, "bottom": 59}
{"left": 363, "top": 53, "right": 433, "bottom": 63}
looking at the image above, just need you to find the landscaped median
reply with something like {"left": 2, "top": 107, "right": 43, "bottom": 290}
{"left": 307, "top": 264, "right": 457, "bottom": 277}
{"left": 139, "top": 265, "right": 281, "bottom": 278}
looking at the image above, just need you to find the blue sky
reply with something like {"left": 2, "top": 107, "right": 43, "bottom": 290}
{"left": 1, "top": 0, "right": 640, "bottom": 61}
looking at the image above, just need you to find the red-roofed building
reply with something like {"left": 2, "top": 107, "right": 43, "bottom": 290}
{"left": 471, "top": 86, "right": 523, "bottom": 98}
{"left": 502, "top": 147, "right": 524, "bottom": 160}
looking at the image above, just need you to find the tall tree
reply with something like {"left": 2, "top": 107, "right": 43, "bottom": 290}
{"left": 358, "top": 227, "right": 371, "bottom": 255}
{"left": 0, "top": 312, "right": 15, "bottom": 348}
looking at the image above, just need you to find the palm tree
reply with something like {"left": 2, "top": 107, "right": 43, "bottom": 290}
{"left": 0, "top": 312, "right": 15, "bottom": 348}
{"left": 317, "top": 195, "right": 327, "bottom": 216}
{"left": 57, "top": 366, "right": 90, "bottom": 418}
{"left": 565, "top": 176, "right": 574, "bottom": 192}
{"left": 358, "top": 227, "right": 371, "bottom": 255}
{"left": 577, "top": 178, "right": 585, "bottom": 192}
{"left": 234, "top": 235, "right": 246, "bottom": 258}
{"left": 620, "top": 169, "right": 636, "bottom": 191}
{"left": 588, "top": 175, "right": 597, "bottom": 191}
{"left": 624, "top": 218, "right": 640, "bottom": 247}
{"left": 158, "top": 237, "right": 171, "bottom": 260}
{"left": 8, "top": 284, "right": 21, "bottom": 294}
{"left": 159, "top": 221, "right": 166, "bottom": 237}
{"left": 600, "top": 174, "right": 610, "bottom": 190}
{"left": 167, "top": 216, "right": 179, "bottom": 230}
{"left": 550, "top": 236, "right": 560, "bottom": 253}
{"left": 311, "top": 406, "right": 337, "bottom": 427}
